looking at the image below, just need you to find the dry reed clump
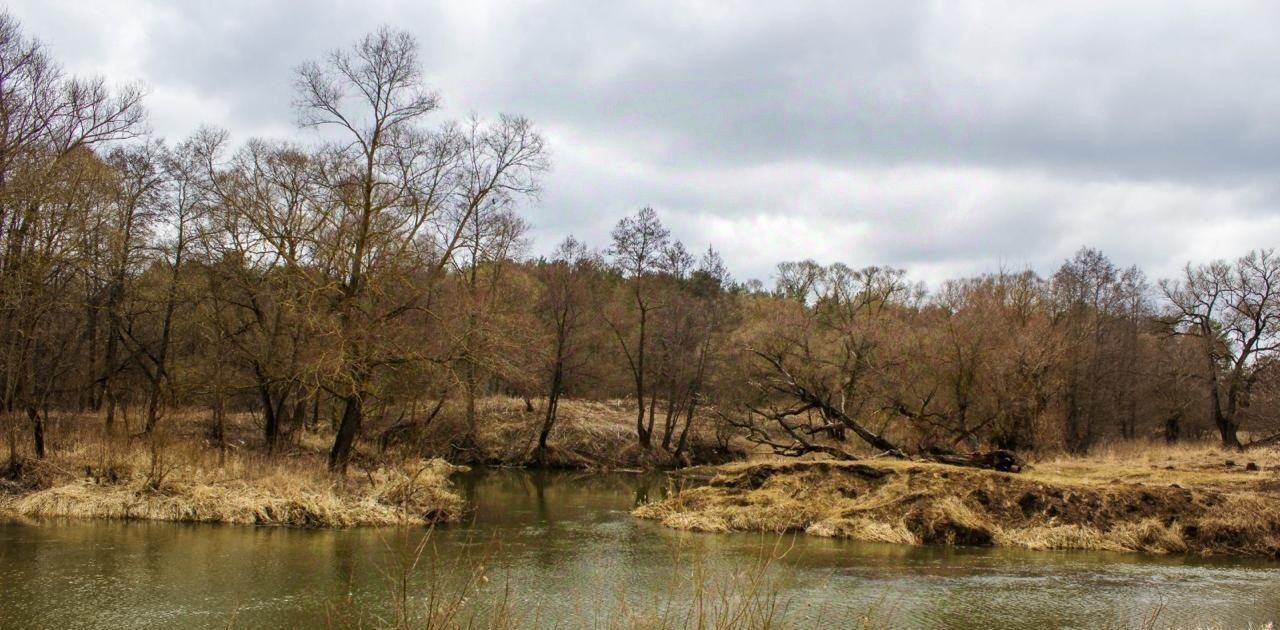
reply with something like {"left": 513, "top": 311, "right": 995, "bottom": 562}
{"left": 804, "top": 517, "right": 916, "bottom": 545}
{"left": 635, "top": 450, "right": 1280, "bottom": 558}
{"left": 0, "top": 432, "right": 468, "bottom": 527}
{"left": 369, "top": 458, "right": 468, "bottom": 522}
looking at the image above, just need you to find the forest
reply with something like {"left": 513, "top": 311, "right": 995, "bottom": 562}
{"left": 2, "top": 13, "right": 1280, "bottom": 486}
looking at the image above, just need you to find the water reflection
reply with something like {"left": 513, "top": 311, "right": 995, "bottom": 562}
{"left": 0, "top": 469, "right": 1277, "bottom": 629}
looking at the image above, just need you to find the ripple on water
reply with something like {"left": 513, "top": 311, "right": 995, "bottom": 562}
{"left": 1, "top": 471, "right": 1277, "bottom": 629}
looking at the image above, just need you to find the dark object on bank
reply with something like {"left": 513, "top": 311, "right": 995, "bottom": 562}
{"left": 923, "top": 447, "right": 1023, "bottom": 473}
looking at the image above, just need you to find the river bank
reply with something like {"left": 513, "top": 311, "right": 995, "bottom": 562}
{"left": 6, "top": 405, "right": 1280, "bottom": 559}
{"left": 634, "top": 444, "right": 1280, "bottom": 558}
{"left": 0, "top": 432, "right": 466, "bottom": 527}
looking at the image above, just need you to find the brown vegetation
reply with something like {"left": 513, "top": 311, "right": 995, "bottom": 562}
{"left": 635, "top": 443, "right": 1280, "bottom": 557}
{"left": 0, "top": 413, "right": 465, "bottom": 527}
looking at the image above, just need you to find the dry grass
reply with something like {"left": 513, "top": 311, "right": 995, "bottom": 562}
{"left": 0, "top": 414, "right": 466, "bottom": 527}
{"left": 635, "top": 442, "right": 1280, "bottom": 557}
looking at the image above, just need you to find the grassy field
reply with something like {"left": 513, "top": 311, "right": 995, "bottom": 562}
{"left": 635, "top": 443, "right": 1280, "bottom": 557}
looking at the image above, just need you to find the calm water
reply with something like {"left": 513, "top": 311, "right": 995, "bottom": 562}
{"left": 1, "top": 469, "right": 1278, "bottom": 628}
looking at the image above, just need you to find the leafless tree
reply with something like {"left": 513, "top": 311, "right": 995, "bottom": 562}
{"left": 607, "top": 206, "right": 670, "bottom": 448}
{"left": 1161, "top": 249, "right": 1280, "bottom": 448}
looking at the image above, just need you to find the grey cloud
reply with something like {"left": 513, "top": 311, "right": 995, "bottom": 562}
{"left": 473, "top": 2, "right": 1280, "bottom": 180}
{"left": 8, "top": 0, "right": 1280, "bottom": 287}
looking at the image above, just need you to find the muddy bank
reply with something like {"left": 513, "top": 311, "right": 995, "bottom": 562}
{"left": 634, "top": 458, "right": 1280, "bottom": 557}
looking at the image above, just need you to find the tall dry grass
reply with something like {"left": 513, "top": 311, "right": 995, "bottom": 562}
{"left": 0, "top": 412, "right": 466, "bottom": 527}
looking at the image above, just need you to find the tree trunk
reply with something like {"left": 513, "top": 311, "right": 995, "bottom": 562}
{"left": 634, "top": 302, "right": 650, "bottom": 449}
{"left": 646, "top": 386, "right": 658, "bottom": 448}
{"left": 673, "top": 396, "right": 697, "bottom": 462}
{"left": 144, "top": 384, "right": 161, "bottom": 434}
{"left": 635, "top": 399, "right": 650, "bottom": 448}
{"left": 461, "top": 366, "right": 480, "bottom": 455}
{"left": 261, "top": 384, "right": 279, "bottom": 454}
{"left": 1164, "top": 411, "right": 1182, "bottom": 444}
{"left": 289, "top": 395, "right": 307, "bottom": 442}
{"left": 537, "top": 365, "right": 563, "bottom": 462}
{"left": 328, "top": 394, "right": 363, "bottom": 474}
{"left": 100, "top": 278, "right": 124, "bottom": 429}
{"left": 1205, "top": 339, "right": 1242, "bottom": 449}
{"left": 922, "top": 447, "right": 1023, "bottom": 472}
{"left": 1217, "top": 414, "right": 1242, "bottom": 449}
{"left": 661, "top": 393, "right": 677, "bottom": 451}
{"left": 105, "top": 392, "right": 117, "bottom": 432}
{"left": 212, "top": 394, "right": 226, "bottom": 466}
{"left": 27, "top": 406, "right": 43, "bottom": 459}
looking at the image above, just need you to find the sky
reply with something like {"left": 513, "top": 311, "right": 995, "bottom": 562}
{"left": 9, "top": 0, "right": 1280, "bottom": 287}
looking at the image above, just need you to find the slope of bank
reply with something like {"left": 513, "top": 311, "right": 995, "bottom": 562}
{"left": 634, "top": 446, "right": 1280, "bottom": 557}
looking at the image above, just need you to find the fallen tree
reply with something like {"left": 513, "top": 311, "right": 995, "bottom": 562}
{"left": 730, "top": 349, "right": 1024, "bottom": 473}
{"left": 1245, "top": 431, "right": 1280, "bottom": 450}
{"left": 921, "top": 446, "right": 1023, "bottom": 473}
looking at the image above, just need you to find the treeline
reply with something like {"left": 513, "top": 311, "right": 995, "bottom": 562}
{"left": 729, "top": 250, "right": 1280, "bottom": 460}
{"left": 2, "top": 15, "right": 1278, "bottom": 476}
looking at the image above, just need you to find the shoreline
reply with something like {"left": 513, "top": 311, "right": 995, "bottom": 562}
{"left": 6, "top": 419, "right": 1278, "bottom": 561}
{"left": 634, "top": 454, "right": 1280, "bottom": 558}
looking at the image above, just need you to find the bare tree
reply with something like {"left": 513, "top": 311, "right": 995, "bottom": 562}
{"left": 607, "top": 206, "right": 670, "bottom": 449}
{"left": 532, "top": 236, "right": 602, "bottom": 462}
{"left": 295, "top": 29, "right": 545, "bottom": 472}
{"left": 1161, "top": 249, "right": 1280, "bottom": 448}
{"left": 195, "top": 133, "right": 326, "bottom": 453}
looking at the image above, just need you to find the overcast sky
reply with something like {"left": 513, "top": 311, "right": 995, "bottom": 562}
{"left": 10, "top": 1, "right": 1280, "bottom": 286}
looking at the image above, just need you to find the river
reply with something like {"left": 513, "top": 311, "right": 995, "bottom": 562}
{"left": 1, "top": 469, "right": 1277, "bottom": 628}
